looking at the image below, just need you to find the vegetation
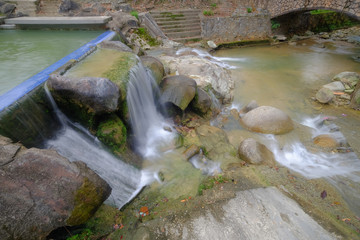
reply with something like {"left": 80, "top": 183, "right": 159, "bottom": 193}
{"left": 271, "top": 20, "right": 281, "bottom": 30}
{"left": 310, "top": 11, "right": 358, "bottom": 32}
{"left": 310, "top": 9, "right": 335, "bottom": 15}
{"left": 210, "top": 3, "right": 217, "bottom": 9}
{"left": 67, "top": 229, "right": 93, "bottom": 240}
{"left": 130, "top": 10, "right": 139, "bottom": 20}
{"left": 203, "top": 10, "right": 214, "bottom": 16}
{"left": 247, "top": 7, "right": 252, "bottom": 13}
{"left": 135, "top": 27, "right": 160, "bottom": 46}
{"left": 198, "top": 174, "right": 227, "bottom": 195}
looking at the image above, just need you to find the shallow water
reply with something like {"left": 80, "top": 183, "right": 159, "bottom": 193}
{"left": 0, "top": 30, "right": 103, "bottom": 95}
{"left": 213, "top": 39, "right": 360, "bottom": 215}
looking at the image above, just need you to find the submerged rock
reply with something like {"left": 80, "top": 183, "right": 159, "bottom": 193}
{"left": 140, "top": 56, "right": 165, "bottom": 85}
{"left": 238, "top": 138, "right": 275, "bottom": 165}
{"left": 239, "top": 100, "right": 259, "bottom": 116}
{"left": 313, "top": 134, "right": 339, "bottom": 149}
{"left": 241, "top": 106, "right": 294, "bottom": 135}
{"left": 183, "top": 144, "right": 200, "bottom": 161}
{"left": 315, "top": 87, "right": 334, "bottom": 104}
{"left": 0, "top": 137, "right": 111, "bottom": 240}
{"left": 160, "top": 75, "right": 197, "bottom": 111}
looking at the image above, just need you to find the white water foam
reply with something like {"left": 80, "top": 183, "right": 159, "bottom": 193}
{"left": 263, "top": 116, "right": 360, "bottom": 179}
{"left": 176, "top": 48, "right": 246, "bottom": 69}
{"left": 127, "top": 62, "right": 174, "bottom": 159}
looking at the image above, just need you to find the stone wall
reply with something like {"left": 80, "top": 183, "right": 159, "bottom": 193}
{"left": 230, "top": 0, "right": 360, "bottom": 19}
{"left": 201, "top": 11, "right": 271, "bottom": 42}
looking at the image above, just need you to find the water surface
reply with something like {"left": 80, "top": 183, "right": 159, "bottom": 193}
{"left": 0, "top": 30, "right": 103, "bottom": 95}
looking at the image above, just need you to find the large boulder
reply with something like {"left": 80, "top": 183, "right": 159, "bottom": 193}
{"left": 107, "top": 11, "right": 138, "bottom": 34}
{"left": 332, "top": 72, "right": 360, "bottom": 89}
{"left": 0, "top": 3, "right": 15, "bottom": 15}
{"left": 190, "top": 88, "right": 212, "bottom": 115}
{"left": 47, "top": 75, "right": 120, "bottom": 127}
{"left": 0, "top": 136, "right": 111, "bottom": 240}
{"left": 160, "top": 75, "right": 197, "bottom": 111}
{"left": 241, "top": 106, "right": 294, "bottom": 135}
{"left": 140, "top": 56, "right": 165, "bottom": 85}
{"left": 158, "top": 55, "right": 234, "bottom": 103}
{"left": 48, "top": 75, "right": 120, "bottom": 114}
{"left": 238, "top": 138, "right": 275, "bottom": 165}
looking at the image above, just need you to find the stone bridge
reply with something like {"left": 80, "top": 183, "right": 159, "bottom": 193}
{"left": 243, "top": 0, "right": 360, "bottom": 19}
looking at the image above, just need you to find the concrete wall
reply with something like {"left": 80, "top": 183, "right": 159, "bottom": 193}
{"left": 201, "top": 12, "right": 271, "bottom": 42}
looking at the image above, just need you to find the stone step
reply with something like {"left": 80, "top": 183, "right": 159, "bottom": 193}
{"left": 171, "top": 35, "right": 202, "bottom": 43}
{"left": 162, "top": 25, "right": 201, "bottom": 33}
{"left": 14, "top": 0, "right": 39, "bottom": 16}
{"left": 150, "top": 9, "right": 200, "bottom": 15}
{"left": 156, "top": 18, "right": 201, "bottom": 26}
{"left": 0, "top": 24, "right": 16, "bottom": 29}
{"left": 152, "top": 15, "right": 200, "bottom": 22}
{"left": 160, "top": 22, "right": 201, "bottom": 30}
{"left": 166, "top": 30, "right": 201, "bottom": 39}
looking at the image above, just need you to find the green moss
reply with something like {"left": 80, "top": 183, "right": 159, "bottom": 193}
{"left": 66, "top": 229, "right": 93, "bottom": 240}
{"left": 135, "top": 27, "right": 160, "bottom": 47}
{"left": 67, "top": 178, "right": 104, "bottom": 226}
{"left": 310, "top": 9, "right": 335, "bottom": 15}
{"left": 271, "top": 20, "right": 280, "bottom": 30}
{"left": 102, "top": 52, "right": 137, "bottom": 102}
{"left": 247, "top": 7, "right": 252, "bottom": 13}
{"left": 198, "top": 174, "right": 228, "bottom": 195}
{"left": 130, "top": 10, "right": 139, "bottom": 20}
{"left": 203, "top": 10, "right": 214, "bottom": 16}
{"left": 96, "top": 114, "right": 127, "bottom": 153}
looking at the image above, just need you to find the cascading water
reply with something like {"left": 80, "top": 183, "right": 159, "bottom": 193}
{"left": 44, "top": 86, "right": 155, "bottom": 208}
{"left": 127, "top": 61, "right": 174, "bottom": 158}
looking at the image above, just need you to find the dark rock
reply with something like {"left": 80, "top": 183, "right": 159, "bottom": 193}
{"left": 0, "top": 139, "right": 111, "bottom": 240}
{"left": 59, "top": 0, "right": 79, "bottom": 13}
{"left": 241, "top": 106, "right": 294, "bottom": 135}
{"left": 140, "top": 56, "right": 165, "bottom": 85}
{"left": 99, "top": 40, "right": 132, "bottom": 53}
{"left": 0, "top": 3, "right": 15, "bottom": 15}
{"left": 160, "top": 75, "right": 197, "bottom": 111}
{"left": 238, "top": 138, "right": 275, "bottom": 165}
{"left": 240, "top": 100, "right": 258, "bottom": 116}
{"left": 316, "top": 87, "right": 334, "bottom": 104}
{"left": 48, "top": 75, "right": 120, "bottom": 115}
{"left": 190, "top": 88, "right": 212, "bottom": 115}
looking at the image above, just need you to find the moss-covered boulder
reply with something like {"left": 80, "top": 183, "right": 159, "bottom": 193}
{"left": 140, "top": 56, "right": 165, "bottom": 85}
{"left": 0, "top": 137, "right": 111, "bottom": 240}
{"left": 160, "top": 75, "right": 197, "bottom": 111}
{"left": 350, "top": 82, "right": 360, "bottom": 110}
{"left": 96, "top": 114, "right": 127, "bottom": 154}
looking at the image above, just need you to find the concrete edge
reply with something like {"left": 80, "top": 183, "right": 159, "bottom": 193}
{"left": 0, "top": 30, "right": 116, "bottom": 113}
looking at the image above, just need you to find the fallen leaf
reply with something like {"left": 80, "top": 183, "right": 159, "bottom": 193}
{"left": 180, "top": 199, "right": 187, "bottom": 203}
{"left": 119, "top": 224, "right": 124, "bottom": 229}
{"left": 332, "top": 201, "right": 341, "bottom": 205}
{"left": 320, "top": 190, "right": 327, "bottom": 199}
{"left": 342, "top": 218, "right": 351, "bottom": 222}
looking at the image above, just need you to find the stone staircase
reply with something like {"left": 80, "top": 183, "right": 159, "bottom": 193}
{"left": 150, "top": 9, "right": 202, "bottom": 43}
{"left": 12, "top": 0, "right": 39, "bottom": 17}
{"left": 37, "top": 0, "right": 62, "bottom": 16}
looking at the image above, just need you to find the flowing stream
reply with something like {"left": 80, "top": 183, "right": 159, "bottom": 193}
{"left": 212, "top": 39, "right": 360, "bottom": 215}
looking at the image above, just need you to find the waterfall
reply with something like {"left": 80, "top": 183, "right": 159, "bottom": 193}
{"left": 127, "top": 62, "right": 174, "bottom": 158}
{"left": 44, "top": 86, "right": 154, "bottom": 208}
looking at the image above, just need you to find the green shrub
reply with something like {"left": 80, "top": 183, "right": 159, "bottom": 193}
{"left": 130, "top": 10, "right": 139, "bottom": 20}
{"left": 67, "top": 229, "right": 93, "bottom": 240}
{"left": 210, "top": 3, "right": 217, "bottom": 8}
{"left": 203, "top": 10, "right": 214, "bottom": 16}
{"left": 247, "top": 7, "right": 252, "bottom": 13}
{"left": 271, "top": 20, "right": 281, "bottom": 29}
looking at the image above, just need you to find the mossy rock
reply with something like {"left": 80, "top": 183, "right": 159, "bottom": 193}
{"left": 102, "top": 52, "right": 138, "bottom": 102}
{"left": 96, "top": 114, "right": 127, "bottom": 154}
{"left": 140, "top": 56, "right": 165, "bottom": 85}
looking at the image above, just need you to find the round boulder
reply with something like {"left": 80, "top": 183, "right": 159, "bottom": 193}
{"left": 332, "top": 72, "right": 360, "bottom": 88}
{"left": 160, "top": 75, "right": 197, "bottom": 111}
{"left": 316, "top": 87, "right": 334, "bottom": 104}
{"left": 140, "top": 56, "right": 165, "bottom": 85}
{"left": 238, "top": 138, "right": 275, "bottom": 165}
{"left": 241, "top": 106, "right": 294, "bottom": 135}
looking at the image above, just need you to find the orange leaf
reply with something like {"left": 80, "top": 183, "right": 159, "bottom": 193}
{"left": 180, "top": 199, "right": 187, "bottom": 202}
{"left": 342, "top": 218, "right": 351, "bottom": 222}
{"left": 333, "top": 92, "right": 344, "bottom": 95}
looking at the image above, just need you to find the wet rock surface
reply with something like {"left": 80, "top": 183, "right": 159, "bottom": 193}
{"left": 140, "top": 55, "right": 165, "bottom": 85}
{"left": 241, "top": 106, "right": 294, "bottom": 135}
{"left": 0, "top": 136, "right": 111, "bottom": 240}
{"left": 238, "top": 138, "right": 275, "bottom": 165}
